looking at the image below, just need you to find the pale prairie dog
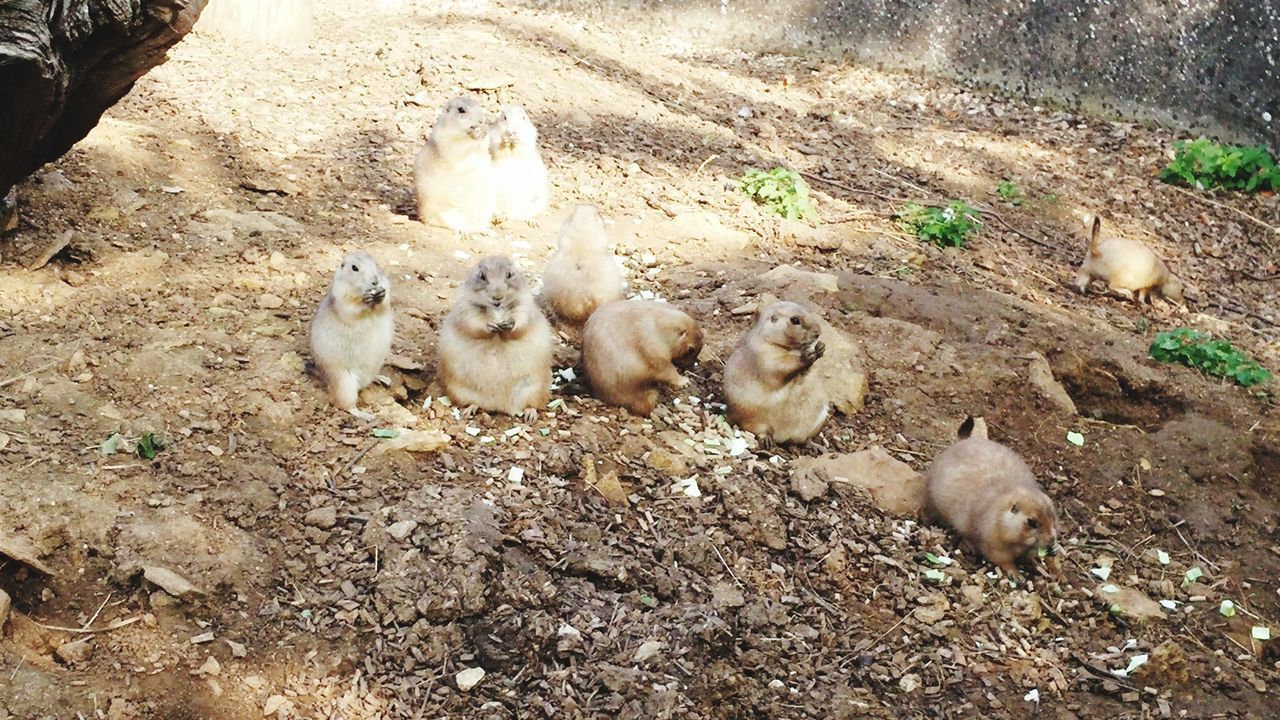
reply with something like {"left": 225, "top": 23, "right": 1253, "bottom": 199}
{"left": 437, "top": 255, "right": 554, "bottom": 420}
{"left": 582, "top": 300, "right": 703, "bottom": 416}
{"left": 309, "top": 251, "right": 394, "bottom": 421}
{"left": 723, "top": 301, "right": 829, "bottom": 445}
{"left": 489, "top": 105, "right": 550, "bottom": 221}
{"left": 1074, "top": 214, "right": 1184, "bottom": 304}
{"left": 925, "top": 416, "right": 1059, "bottom": 580}
{"left": 541, "top": 204, "right": 626, "bottom": 325}
{"left": 415, "top": 96, "right": 495, "bottom": 233}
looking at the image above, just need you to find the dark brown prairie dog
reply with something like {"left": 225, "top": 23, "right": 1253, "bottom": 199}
{"left": 925, "top": 416, "right": 1059, "bottom": 580}
{"left": 415, "top": 96, "right": 495, "bottom": 233}
{"left": 489, "top": 105, "right": 549, "bottom": 221}
{"left": 437, "top": 255, "right": 554, "bottom": 420}
{"left": 1074, "top": 214, "right": 1184, "bottom": 304}
{"left": 722, "top": 301, "right": 829, "bottom": 445}
{"left": 309, "top": 251, "right": 394, "bottom": 421}
{"left": 540, "top": 204, "right": 626, "bottom": 325}
{"left": 582, "top": 300, "right": 703, "bottom": 416}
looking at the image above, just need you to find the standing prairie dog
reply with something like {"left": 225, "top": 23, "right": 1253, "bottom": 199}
{"left": 541, "top": 204, "right": 626, "bottom": 325}
{"left": 1074, "top": 214, "right": 1184, "bottom": 304}
{"left": 723, "top": 301, "right": 829, "bottom": 445}
{"left": 415, "top": 96, "right": 495, "bottom": 233}
{"left": 583, "top": 300, "right": 703, "bottom": 416}
{"left": 309, "top": 251, "right": 394, "bottom": 421}
{"left": 437, "top": 256, "right": 554, "bottom": 420}
{"left": 489, "top": 105, "right": 550, "bottom": 221}
{"left": 925, "top": 416, "right": 1059, "bottom": 580}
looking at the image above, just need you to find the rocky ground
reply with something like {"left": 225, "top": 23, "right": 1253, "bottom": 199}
{"left": 1, "top": 1, "right": 1279, "bottom": 718}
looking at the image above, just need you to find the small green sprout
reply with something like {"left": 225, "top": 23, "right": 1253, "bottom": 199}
{"left": 1149, "top": 328, "right": 1272, "bottom": 388}
{"left": 897, "top": 201, "right": 982, "bottom": 248}
{"left": 1159, "top": 138, "right": 1279, "bottom": 192}
{"left": 739, "top": 167, "right": 818, "bottom": 221}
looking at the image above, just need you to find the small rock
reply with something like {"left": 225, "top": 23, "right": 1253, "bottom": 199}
{"left": 1099, "top": 585, "right": 1166, "bottom": 622}
{"left": 0, "top": 588, "right": 10, "bottom": 629}
{"left": 1026, "top": 352, "right": 1077, "bottom": 415}
{"left": 646, "top": 448, "right": 689, "bottom": 477}
{"left": 39, "top": 170, "right": 75, "bottom": 194}
{"left": 633, "top": 640, "right": 664, "bottom": 663}
{"left": 262, "top": 695, "right": 293, "bottom": 716}
{"left": 593, "top": 470, "right": 630, "bottom": 507}
{"left": 257, "top": 293, "right": 284, "bottom": 309}
{"left": 790, "top": 470, "right": 829, "bottom": 502}
{"left": 386, "top": 520, "right": 418, "bottom": 541}
{"left": 303, "top": 506, "right": 337, "bottom": 529}
{"left": 377, "top": 429, "right": 450, "bottom": 454}
{"left": 194, "top": 656, "right": 221, "bottom": 676}
{"left": 556, "top": 624, "right": 583, "bottom": 655}
{"left": 56, "top": 639, "right": 94, "bottom": 665}
{"left": 793, "top": 447, "right": 926, "bottom": 516}
{"left": 758, "top": 264, "right": 839, "bottom": 295}
{"left": 143, "top": 565, "right": 204, "bottom": 599}
{"left": 191, "top": 631, "right": 216, "bottom": 644}
{"left": 225, "top": 639, "right": 248, "bottom": 658}
{"left": 455, "top": 666, "right": 485, "bottom": 691}
{"left": 711, "top": 581, "right": 745, "bottom": 609}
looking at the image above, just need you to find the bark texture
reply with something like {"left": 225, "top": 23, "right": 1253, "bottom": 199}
{"left": 0, "top": 0, "right": 208, "bottom": 197}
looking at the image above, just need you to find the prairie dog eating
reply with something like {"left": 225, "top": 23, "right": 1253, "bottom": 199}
{"left": 437, "top": 256, "right": 554, "bottom": 420}
{"left": 925, "top": 416, "right": 1059, "bottom": 580}
{"left": 415, "top": 96, "right": 495, "bottom": 233}
{"left": 309, "top": 251, "right": 394, "bottom": 421}
{"left": 489, "top": 105, "right": 550, "bottom": 221}
{"left": 722, "top": 301, "right": 829, "bottom": 445}
{"left": 582, "top": 299, "right": 703, "bottom": 416}
{"left": 1074, "top": 214, "right": 1184, "bottom": 303}
{"left": 541, "top": 204, "right": 626, "bottom": 325}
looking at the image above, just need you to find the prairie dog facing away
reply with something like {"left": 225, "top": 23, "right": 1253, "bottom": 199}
{"left": 582, "top": 299, "right": 703, "bottom": 416}
{"left": 541, "top": 204, "right": 626, "bottom": 325}
{"left": 489, "top": 105, "right": 550, "bottom": 221}
{"left": 1074, "top": 214, "right": 1184, "bottom": 304}
{"left": 925, "top": 416, "right": 1059, "bottom": 580}
{"left": 309, "top": 251, "right": 394, "bottom": 421}
{"left": 437, "top": 255, "right": 554, "bottom": 420}
{"left": 723, "top": 301, "right": 829, "bottom": 445}
{"left": 415, "top": 96, "right": 495, "bottom": 233}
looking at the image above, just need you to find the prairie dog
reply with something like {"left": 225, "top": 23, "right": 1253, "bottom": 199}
{"left": 489, "top": 105, "right": 550, "bottom": 221}
{"left": 1074, "top": 214, "right": 1184, "bottom": 303}
{"left": 582, "top": 300, "right": 703, "bottom": 416}
{"left": 437, "top": 256, "right": 554, "bottom": 420}
{"left": 415, "top": 96, "right": 495, "bottom": 233}
{"left": 925, "top": 416, "right": 1059, "bottom": 579}
{"left": 723, "top": 301, "right": 829, "bottom": 445}
{"left": 541, "top": 204, "right": 626, "bottom": 325}
{"left": 309, "top": 251, "right": 394, "bottom": 421}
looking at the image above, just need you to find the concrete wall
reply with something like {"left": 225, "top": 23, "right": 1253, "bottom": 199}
{"left": 529, "top": 0, "right": 1279, "bottom": 148}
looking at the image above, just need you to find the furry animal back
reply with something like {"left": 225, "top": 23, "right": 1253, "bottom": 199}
{"left": 541, "top": 204, "right": 626, "bottom": 325}
{"left": 582, "top": 299, "right": 703, "bottom": 416}
{"left": 437, "top": 255, "right": 554, "bottom": 419}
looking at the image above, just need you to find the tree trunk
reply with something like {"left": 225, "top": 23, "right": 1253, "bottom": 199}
{"left": 0, "top": 0, "right": 208, "bottom": 198}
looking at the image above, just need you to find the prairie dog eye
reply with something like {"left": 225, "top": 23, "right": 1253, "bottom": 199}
{"left": 457, "top": 106, "right": 467, "bottom": 115}
{"left": 1027, "top": 518, "right": 1040, "bottom": 530}
{"left": 351, "top": 264, "right": 359, "bottom": 272}
{"left": 790, "top": 316, "right": 801, "bottom": 325}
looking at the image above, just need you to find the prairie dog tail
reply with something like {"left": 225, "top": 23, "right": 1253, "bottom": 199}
{"left": 957, "top": 415, "right": 989, "bottom": 440}
{"left": 1087, "top": 214, "right": 1103, "bottom": 256}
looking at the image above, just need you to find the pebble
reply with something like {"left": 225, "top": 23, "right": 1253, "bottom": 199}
{"left": 456, "top": 667, "right": 486, "bottom": 691}
{"left": 258, "top": 293, "right": 285, "bottom": 309}
{"left": 632, "top": 640, "right": 664, "bottom": 663}
{"left": 303, "top": 506, "right": 338, "bottom": 529}
{"left": 195, "top": 656, "right": 221, "bottom": 676}
{"left": 263, "top": 695, "right": 293, "bottom": 716}
{"left": 0, "top": 588, "right": 9, "bottom": 630}
{"left": 789, "top": 470, "right": 829, "bottom": 502}
{"left": 386, "top": 520, "right": 418, "bottom": 540}
{"left": 56, "top": 639, "right": 94, "bottom": 665}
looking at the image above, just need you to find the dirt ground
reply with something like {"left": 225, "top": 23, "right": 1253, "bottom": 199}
{"left": 2, "top": 1, "right": 1279, "bottom": 718}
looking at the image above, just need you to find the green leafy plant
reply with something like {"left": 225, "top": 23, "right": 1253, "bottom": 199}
{"left": 739, "top": 168, "right": 817, "bottom": 221}
{"left": 1158, "top": 138, "right": 1279, "bottom": 192}
{"left": 996, "top": 180, "right": 1024, "bottom": 205}
{"left": 1149, "top": 328, "right": 1272, "bottom": 387}
{"left": 897, "top": 201, "right": 982, "bottom": 248}
{"left": 135, "top": 433, "right": 166, "bottom": 460}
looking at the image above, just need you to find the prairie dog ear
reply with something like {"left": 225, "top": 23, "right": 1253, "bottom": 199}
{"left": 957, "top": 415, "right": 989, "bottom": 440}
